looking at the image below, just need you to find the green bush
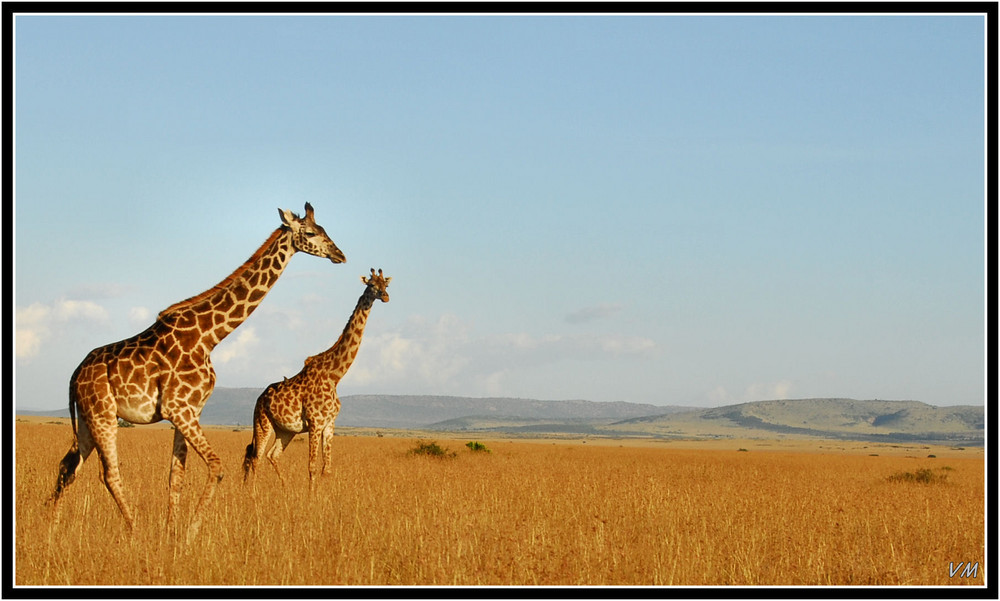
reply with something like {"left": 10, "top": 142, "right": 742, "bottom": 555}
{"left": 408, "top": 440, "right": 457, "bottom": 459}
{"left": 117, "top": 418, "right": 134, "bottom": 428}
{"left": 887, "top": 468, "right": 947, "bottom": 484}
{"left": 466, "top": 441, "right": 491, "bottom": 453}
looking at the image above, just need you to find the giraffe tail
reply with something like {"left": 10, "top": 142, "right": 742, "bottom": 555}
{"left": 48, "top": 381, "right": 82, "bottom": 505}
{"left": 243, "top": 387, "right": 273, "bottom": 482}
{"left": 68, "top": 378, "right": 79, "bottom": 442}
{"left": 242, "top": 440, "right": 256, "bottom": 480}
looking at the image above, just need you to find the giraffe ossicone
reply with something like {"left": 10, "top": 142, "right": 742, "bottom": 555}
{"left": 48, "top": 203, "right": 345, "bottom": 540}
{"left": 243, "top": 267, "right": 391, "bottom": 488}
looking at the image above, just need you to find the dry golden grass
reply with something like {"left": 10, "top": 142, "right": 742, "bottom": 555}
{"left": 15, "top": 419, "right": 985, "bottom": 587}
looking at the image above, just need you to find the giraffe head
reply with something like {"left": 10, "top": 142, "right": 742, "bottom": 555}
{"left": 279, "top": 203, "right": 346, "bottom": 263}
{"left": 361, "top": 268, "right": 392, "bottom": 303}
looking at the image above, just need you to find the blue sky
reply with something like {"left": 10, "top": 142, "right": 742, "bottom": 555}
{"left": 14, "top": 13, "right": 986, "bottom": 411}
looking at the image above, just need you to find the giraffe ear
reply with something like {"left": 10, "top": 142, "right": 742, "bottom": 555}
{"left": 279, "top": 208, "right": 299, "bottom": 228}
{"left": 384, "top": 277, "right": 392, "bottom": 286}
{"left": 360, "top": 275, "right": 369, "bottom": 285}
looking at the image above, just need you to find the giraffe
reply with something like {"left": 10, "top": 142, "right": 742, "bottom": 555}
{"left": 243, "top": 268, "right": 391, "bottom": 488}
{"left": 48, "top": 203, "right": 346, "bottom": 540}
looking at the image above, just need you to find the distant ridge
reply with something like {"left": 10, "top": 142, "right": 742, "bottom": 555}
{"left": 201, "top": 391, "right": 688, "bottom": 429}
{"left": 608, "top": 398, "right": 984, "bottom": 445}
{"left": 18, "top": 391, "right": 983, "bottom": 445}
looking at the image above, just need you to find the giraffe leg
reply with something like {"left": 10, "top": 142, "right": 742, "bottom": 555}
{"left": 87, "top": 411, "right": 135, "bottom": 530}
{"left": 307, "top": 426, "right": 324, "bottom": 490}
{"left": 266, "top": 429, "right": 295, "bottom": 485}
{"left": 94, "top": 429, "right": 135, "bottom": 530}
{"left": 324, "top": 393, "right": 340, "bottom": 477}
{"left": 170, "top": 411, "right": 222, "bottom": 543}
{"left": 322, "top": 422, "right": 336, "bottom": 476}
{"left": 167, "top": 428, "right": 188, "bottom": 531}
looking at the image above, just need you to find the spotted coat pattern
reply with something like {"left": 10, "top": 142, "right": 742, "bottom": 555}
{"left": 243, "top": 269, "right": 390, "bottom": 487}
{"left": 49, "top": 204, "right": 345, "bottom": 539}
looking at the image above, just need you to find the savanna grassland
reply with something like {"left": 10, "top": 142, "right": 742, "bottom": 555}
{"left": 15, "top": 418, "right": 985, "bottom": 587}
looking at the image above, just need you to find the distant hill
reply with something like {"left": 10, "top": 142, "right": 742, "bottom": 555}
{"left": 18, "top": 391, "right": 983, "bottom": 445}
{"left": 223, "top": 392, "right": 683, "bottom": 428}
{"left": 607, "top": 398, "right": 984, "bottom": 445}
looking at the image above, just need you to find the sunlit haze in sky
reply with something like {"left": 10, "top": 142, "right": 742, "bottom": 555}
{"left": 13, "top": 12, "right": 986, "bottom": 411}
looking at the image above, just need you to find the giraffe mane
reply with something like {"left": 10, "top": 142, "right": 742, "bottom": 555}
{"left": 157, "top": 227, "right": 286, "bottom": 319}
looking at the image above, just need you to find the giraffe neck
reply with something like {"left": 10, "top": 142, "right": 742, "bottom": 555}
{"left": 156, "top": 227, "right": 297, "bottom": 350}
{"left": 312, "top": 290, "right": 377, "bottom": 382}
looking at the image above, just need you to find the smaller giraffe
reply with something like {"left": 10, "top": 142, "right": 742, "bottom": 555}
{"left": 243, "top": 268, "right": 391, "bottom": 487}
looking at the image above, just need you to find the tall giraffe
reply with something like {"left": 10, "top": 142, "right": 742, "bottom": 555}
{"left": 48, "top": 203, "right": 346, "bottom": 540}
{"left": 243, "top": 268, "right": 391, "bottom": 488}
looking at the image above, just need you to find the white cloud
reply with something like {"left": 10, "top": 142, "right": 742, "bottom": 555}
{"left": 214, "top": 327, "right": 260, "bottom": 364}
{"left": 16, "top": 300, "right": 109, "bottom": 359}
{"left": 379, "top": 335, "right": 420, "bottom": 372}
{"left": 54, "top": 299, "right": 108, "bottom": 321}
{"left": 344, "top": 315, "right": 473, "bottom": 391}
{"left": 744, "top": 380, "right": 794, "bottom": 401}
{"left": 129, "top": 306, "right": 152, "bottom": 326}
{"left": 16, "top": 303, "right": 51, "bottom": 326}
{"left": 338, "top": 313, "right": 657, "bottom": 397}
{"left": 773, "top": 380, "right": 794, "bottom": 399}
{"left": 16, "top": 327, "right": 45, "bottom": 359}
